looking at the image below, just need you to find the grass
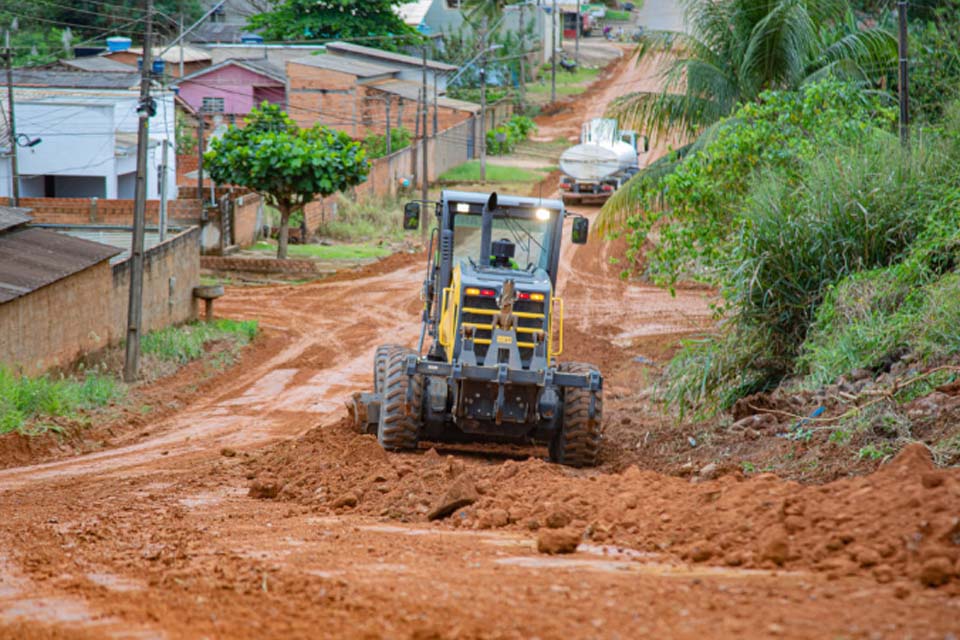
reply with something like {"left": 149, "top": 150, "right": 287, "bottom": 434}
{"left": 0, "top": 367, "right": 125, "bottom": 435}
{"left": 250, "top": 240, "right": 389, "bottom": 261}
{"left": 526, "top": 67, "right": 601, "bottom": 99}
{"left": 317, "top": 193, "right": 408, "bottom": 243}
{"left": 439, "top": 161, "right": 546, "bottom": 183}
{"left": 605, "top": 9, "right": 632, "bottom": 21}
{"left": 141, "top": 319, "right": 259, "bottom": 365}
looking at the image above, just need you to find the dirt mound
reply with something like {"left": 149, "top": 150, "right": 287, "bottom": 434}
{"left": 250, "top": 422, "right": 960, "bottom": 591}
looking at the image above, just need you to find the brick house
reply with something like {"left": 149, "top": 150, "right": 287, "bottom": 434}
{"left": 286, "top": 55, "right": 478, "bottom": 138}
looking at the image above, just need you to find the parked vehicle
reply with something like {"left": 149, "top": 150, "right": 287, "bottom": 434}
{"left": 559, "top": 118, "right": 646, "bottom": 204}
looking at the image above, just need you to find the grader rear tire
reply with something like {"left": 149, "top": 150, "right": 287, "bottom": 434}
{"left": 377, "top": 347, "right": 423, "bottom": 451}
{"left": 549, "top": 362, "right": 603, "bottom": 468}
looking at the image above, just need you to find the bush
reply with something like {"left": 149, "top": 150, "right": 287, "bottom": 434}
{"left": 661, "top": 121, "right": 960, "bottom": 415}
{"left": 362, "top": 127, "right": 412, "bottom": 159}
{"left": 317, "top": 193, "right": 406, "bottom": 242}
{"left": 486, "top": 115, "right": 538, "bottom": 155}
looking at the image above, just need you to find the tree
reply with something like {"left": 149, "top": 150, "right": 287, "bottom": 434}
{"left": 610, "top": 0, "right": 896, "bottom": 137}
{"left": 247, "top": 0, "right": 417, "bottom": 50}
{"left": 204, "top": 104, "right": 370, "bottom": 259}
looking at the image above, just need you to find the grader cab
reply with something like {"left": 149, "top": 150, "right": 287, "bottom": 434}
{"left": 350, "top": 190, "right": 603, "bottom": 467}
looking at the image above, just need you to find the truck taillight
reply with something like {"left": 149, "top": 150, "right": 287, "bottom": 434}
{"left": 601, "top": 184, "right": 614, "bottom": 192}
{"left": 517, "top": 292, "right": 545, "bottom": 302}
{"left": 559, "top": 182, "right": 571, "bottom": 190}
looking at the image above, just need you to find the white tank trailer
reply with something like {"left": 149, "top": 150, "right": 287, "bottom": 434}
{"left": 559, "top": 118, "right": 644, "bottom": 204}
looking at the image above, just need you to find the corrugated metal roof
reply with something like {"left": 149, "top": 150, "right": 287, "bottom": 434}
{"left": 11, "top": 70, "right": 141, "bottom": 90}
{"left": 0, "top": 227, "right": 121, "bottom": 304}
{"left": 59, "top": 57, "right": 134, "bottom": 73}
{"left": 326, "top": 41, "right": 457, "bottom": 72}
{"left": 47, "top": 227, "right": 173, "bottom": 265}
{"left": 289, "top": 54, "right": 397, "bottom": 78}
{"left": 368, "top": 79, "right": 479, "bottom": 112}
{"left": 123, "top": 45, "right": 212, "bottom": 63}
{"left": 0, "top": 207, "right": 32, "bottom": 233}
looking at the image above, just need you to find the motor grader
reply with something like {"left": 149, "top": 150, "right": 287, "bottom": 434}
{"left": 350, "top": 190, "right": 603, "bottom": 467}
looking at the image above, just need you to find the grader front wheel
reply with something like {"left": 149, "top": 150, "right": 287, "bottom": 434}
{"left": 377, "top": 347, "right": 423, "bottom": 450}
{"left": 549, "top": 362, "right": 603, "bottom": 468}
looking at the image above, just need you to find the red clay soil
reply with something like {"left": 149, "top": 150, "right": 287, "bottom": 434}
{"left": 0, "top": 43, "right": 958, "bottom": 640}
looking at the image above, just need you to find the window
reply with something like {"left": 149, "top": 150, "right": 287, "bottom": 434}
{"left": 201, "top": 97, "right": 225, "bottom": 113}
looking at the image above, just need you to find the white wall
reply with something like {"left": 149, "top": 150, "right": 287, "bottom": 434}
{"left": 5, "top": 91, "right": 178, "bottom": 201}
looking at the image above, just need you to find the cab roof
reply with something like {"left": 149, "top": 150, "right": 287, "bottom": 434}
{"left": 442, "top": 190, "right": 565, "bottom": 213}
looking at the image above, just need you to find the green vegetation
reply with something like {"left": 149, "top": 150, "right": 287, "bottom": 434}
{"left": 317, "top": 194, "right": 409, "bottom": 242}
{"left": 486, "top": 115, "right": 538, "bottom": 155}
{"left": 247, "top": 0, "right": 417, "bottom": 50}
{"left": 625, "top": 81, "right": 960, "bottom": 417}
{"left": 0, "top": 367, "right": 124, "bottom": 435}
{"left": 527, "top": 67, "right": 601, "bottom": 99}
{"left": 604, "top": 9, "right": 632, "bottom": 21}
{"left": 141, "top": 319, "right": 259, "bottom": 365}
{"left": 250, "top": 241, "right": 389, "bottom": 261}
{"left": 439, "top": 161, "right": 546, "bottom": 183}
{"left": 205, "top": 104, "right": 369, "bottom": 260}
{"left": 362, "top": 127, "right": 413, "bottom": 159}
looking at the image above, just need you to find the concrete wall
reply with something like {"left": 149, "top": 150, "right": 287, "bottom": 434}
{"left": 0, "top": 226, "right": 200, "bottom": 376}
{"left": 110, "top": 227, "right": 201, "bottom": 340}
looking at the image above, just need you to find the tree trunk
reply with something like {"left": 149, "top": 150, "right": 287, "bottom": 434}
{"left": 277, "top": 206, "right": 291, "bottom": 260}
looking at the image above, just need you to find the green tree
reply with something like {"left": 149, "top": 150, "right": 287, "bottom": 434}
{"left": 247, "top": 0, "right": 417, "bottom": 50}
{"left": 610, "top": 0, "right": 896, "bottom": 138}
{"left": 204, "top": 104, "right": 370, "bottom": 259}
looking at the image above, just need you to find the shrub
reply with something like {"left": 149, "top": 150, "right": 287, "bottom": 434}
{"left": 141, "top": 319, "right": 259, "bottom": 364}
{"left": 362, "top": 127, "right": 412, "bottom": 159}
{"left": 0, "top": 368, "right": 125, "bottom": 435}
{"left": 317, "top": 193, "right": 406, "bottom": 242}
{"left": 486, "top": 115, "right": 538, "bottom": 155}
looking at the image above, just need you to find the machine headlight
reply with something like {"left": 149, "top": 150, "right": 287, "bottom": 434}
{"left": 456, "top": 202, "right": 471, "bottom": 213}
{"left": 535, "top": 208, "right": 551, "bottom": 221}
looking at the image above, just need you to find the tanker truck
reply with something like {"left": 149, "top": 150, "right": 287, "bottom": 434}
{"left": 558, "top": 118, "right": 644, "bottom": 205}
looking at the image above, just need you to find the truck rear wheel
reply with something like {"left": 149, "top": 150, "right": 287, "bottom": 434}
{"left": 377, "top": 347, "right": 423, "bottom": 451}
{"left": 550, "top": 362, "right": 603, "bottom": 468}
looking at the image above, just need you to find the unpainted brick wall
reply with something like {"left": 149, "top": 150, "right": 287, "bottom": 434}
{"left": 0, "top": 227, "right": 200, "bottom": 376}
{"left": 0, "top": 197, "right": 202, "bottom": 225}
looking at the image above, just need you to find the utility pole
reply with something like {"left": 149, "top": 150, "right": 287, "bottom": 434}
{"left": 897, "top": 0, "right": 909, "bottom": 146}
{"left": 575, "top": 0, "right": 581, "bottom": 62}
{"left": 178, "top": 14, "right": 184, "bottom": 77}
{"left": 479, "top": 16, "right": 488, "bottom": 183}
{"left": 158, "top": 139, "right": 168, "bottom": 241}
{"left": 551, "top": 0, "right": 558, "bottom": 104}
{"left": 420, "top": 43, "right": 429, "bottom": 244}
{"left": 518, "top": 3, "right": 526, "bottom": 107}
{"left": 197, "top": 115, "right": 205, "bottom": 212}
{"left": 4, "top": 34, "right": 19, "bottom": 206}
{"left": 123, "top": 0, "right": 154, "bottom": 383}
{"left": 385, "top": 95, "right": 392, "bottom": 156}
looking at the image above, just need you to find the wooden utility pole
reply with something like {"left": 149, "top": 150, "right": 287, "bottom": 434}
{"left": 897, "top": 0, "right": 909, "bottom": 145}
{"left": 420, "top": 43, "right": 429, "bottom": 243}
{"left": 551, "top": 0, "right": 558, "bottom": 104}
{"left": 123, "top": 0, "right": 154, "bottom": 383}
{"left": 3, "top": 34, "right": 19, "bottom": 206}
{"left": 479, "top": 16, "right": 488, "bottom": 183}
{"left": 197, "top": 115, "right": 205, "bottom": 214}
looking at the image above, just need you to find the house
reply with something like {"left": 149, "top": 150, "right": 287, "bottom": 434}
{"left": 207, "top": 44, "right": 326, "bottom": 68}
{"left": 0, "top": 206, "right": 200, "bottom": 375}
{"left": 102, "top": 44, "right": 213, "bottom": 78}
{"left": 397, "top": 0, "right": 558, "bottom": 64}
{"left": 0, "top": 71, "right": 177, "bottom": 200}
{"left": 285, "top": 54, "right": 478, "bottom": 138}
{"left": 325, "top": 42, "right": 457, "bottom": 93}
{"left": 173, "top": 58, "right": 286, "bottom": 120}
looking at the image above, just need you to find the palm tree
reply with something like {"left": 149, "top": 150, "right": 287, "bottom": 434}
{"left": 599, "top": 0, "right": 896, "bottom": 225}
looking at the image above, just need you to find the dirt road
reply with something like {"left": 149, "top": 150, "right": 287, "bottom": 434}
{"left": 1, "top": 48, "right": 959, "bottom": 640}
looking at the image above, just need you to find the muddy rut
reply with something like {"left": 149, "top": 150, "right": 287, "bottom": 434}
{"left": 1, "top": 47, "right": 959, "bottom": 640}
